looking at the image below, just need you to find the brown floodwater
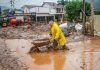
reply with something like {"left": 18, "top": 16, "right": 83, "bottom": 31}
{"left": 30, "top": 51, "right": 67, "bottom": 70}
{"left": 3, "top": 38, "right": 100, "bottom": 70}
{"left": 29, "top": 39, "right": 100, "bottom": 70}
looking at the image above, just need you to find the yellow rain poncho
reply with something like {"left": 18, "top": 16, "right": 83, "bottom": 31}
{"left": 51, "top": 22, "right": 66, "bottom": 46}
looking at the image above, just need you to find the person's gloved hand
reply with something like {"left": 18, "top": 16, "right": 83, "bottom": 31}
{"left": 49, "top": 43, "right": 53, "bottom": 47}
{"left": 50, "top": 38, "right": 54, "bottom": 43}
{"left": 49, "top": 33, "right": 52, "bottom": 36}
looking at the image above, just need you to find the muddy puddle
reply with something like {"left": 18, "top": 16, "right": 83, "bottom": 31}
{"left": 1, "top": 39, "right": 100, "bottom": 70}
{"left": 30, "top": 39, "right": 100, "bottom": 70}
{"left": 30, "top": 51, "right": 67, "bottom": 70}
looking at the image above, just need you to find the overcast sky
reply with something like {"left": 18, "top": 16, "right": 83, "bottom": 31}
{"left": 0, "top": 0, "right": 58, "bottom": 9}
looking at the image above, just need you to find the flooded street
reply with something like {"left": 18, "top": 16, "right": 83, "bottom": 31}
{"left": 0, "top": 37, "right": 100, "bottom": 70}
{"left": 0, "top": 0, "right": 100, "bottom": 69}
{"left": 30, "top": 39, "right": 100, "bottom": 70}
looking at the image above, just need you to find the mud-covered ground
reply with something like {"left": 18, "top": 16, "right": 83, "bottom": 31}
{"left": 0, "top": 24, "right": 49, "bottom": 39}
{"left": 0, "top": 24, "right": 97, "bottom": 42}
{"left": 0, "top": 24, "right": 49, "bottom": 70}
{"left": 0, "top": 39, "right": 28, "bottom": 70}
{"left": 0, "top": 24, "right": 100, "bottom": 70}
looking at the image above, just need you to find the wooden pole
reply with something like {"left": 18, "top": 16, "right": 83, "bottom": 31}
{"left": 90, "top": 0, "right": 94, "bottom": 36}
{"left": 82, "top": 0, "right": 86, "bottom": 34}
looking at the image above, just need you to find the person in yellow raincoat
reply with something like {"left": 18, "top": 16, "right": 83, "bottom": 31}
{"left": 48, "top": 21, "right": 68, "bottom": 49}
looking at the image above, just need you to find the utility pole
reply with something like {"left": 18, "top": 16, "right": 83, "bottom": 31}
{"left": 10, "top": 0, "right": 15, "bottom": 9}
{"left": 82, "top": 0, "right": 86, "bottom": 34}
{"left": 57, "top": 0, "right": 65, "bottom": 22}
{"left": 0, "top": 6, "right": 1, "bottom": 16}
{"left": 90, "top": 0, "right": 94, "bottom": 36}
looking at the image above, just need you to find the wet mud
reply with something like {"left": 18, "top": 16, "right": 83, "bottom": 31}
{"left": 0, "top": 36, "right": 100, "bottom": 70}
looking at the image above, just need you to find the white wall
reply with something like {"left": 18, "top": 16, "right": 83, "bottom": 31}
{"left": 50, "top": 8, "right": 56, "bottom": 14}
{"left": 16, "top": 16, "right": 24, "bottom": 20}
{"left": 23, "top": 5, "right": 57, "bottom": 15}
{"left": 29, "top": 7, "right": 50, "bottom": 13}
{"left": 36, "top": 7, "right": 56, "bottom": 14}
{"left": 24, "top": 7, "right": 30, "bottom": 13}
{"left": 15, "top": 11, "right": 23, "bottom": 13}
{"left": 29, "top": 8, "right": 36, "bottom": 13}
{"left": 94, "top": 15, "right": 100, "bottom": 36}
{"left": 43, "top": 3, "right": 64, "bottom": 14}
{"left": 37, "top": 7, "right": 49, "bottom": 13}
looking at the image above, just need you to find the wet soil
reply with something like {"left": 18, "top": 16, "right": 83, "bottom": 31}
{"left": 0, "top": 37, "right": 100, "bottom": 70}
{"left": 0, "top": 24, "right": 49, "bottom": 39}
{"left": 0, "top": 24, "right": 100, "bottom": 70}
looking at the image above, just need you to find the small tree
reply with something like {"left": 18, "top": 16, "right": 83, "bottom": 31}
{"left": 65, "top": 0, "right": 91, "bottom": 22}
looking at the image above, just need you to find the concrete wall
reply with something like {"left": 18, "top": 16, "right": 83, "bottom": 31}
{"left": 43, "top": 3, "right": 64, "bottom": 14}
{"left": 37, "top": 7, "right": 49, "bottom": 13}
{"left": 94, "top": 15, "right": 100, "bottom": 36}
{"left": 30, "top": 7, "right": 56, "bottom": 14}
{"left": 50, "top": 8, "right": 56, "bottom": 14}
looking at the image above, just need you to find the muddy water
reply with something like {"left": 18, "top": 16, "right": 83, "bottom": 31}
{"left": 29, "top": 39, "right": 100, "bottom": 70}
{"left": 4, "top": 39, "right": 100, "bottom": 70}
{"left": 30, "top": 52, "right": 67, "bottom": 70}
{"left": 5, "top": 39, "right": 33, "bottom": 54}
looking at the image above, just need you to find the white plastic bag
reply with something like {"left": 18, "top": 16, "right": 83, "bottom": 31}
{"left": 75, "top": 23, "right": 82, "bottom": 30}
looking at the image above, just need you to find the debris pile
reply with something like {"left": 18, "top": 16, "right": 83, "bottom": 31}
{"left": 0, "top": 24, "right": 49, "bottom": 39}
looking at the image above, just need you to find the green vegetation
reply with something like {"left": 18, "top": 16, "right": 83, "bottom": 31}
{"left": 58, "top": 0, "right": 91, "bottom": 22}
{"left": 64, "top": 0, "right": 91, "bottom": 21}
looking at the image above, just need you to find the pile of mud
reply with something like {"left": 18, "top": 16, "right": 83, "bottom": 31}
{"left": 0, "top": 24, "right": 49, "bottom": 39}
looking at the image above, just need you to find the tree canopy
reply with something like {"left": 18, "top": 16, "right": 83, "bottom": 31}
{"left": 64, "top": 0, "right": 91, "bottom": 21}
